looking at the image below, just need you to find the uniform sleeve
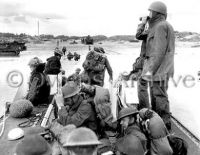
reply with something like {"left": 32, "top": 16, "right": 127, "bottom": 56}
{"left": 26, "top": 76, "right": 40, "bottom": 102}
{"left": 148, "top": 24, "right": 167, "bottom": 74}
{"left": 66, "top": 101, "right": 92, "bottom": 127}
{"left": 105, "top": 58, "right": 113, "bottom": 80}
{"left": 136, "top": 23, "right": 148, "bottom": 40}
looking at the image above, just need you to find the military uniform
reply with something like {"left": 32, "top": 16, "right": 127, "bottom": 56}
{"left": 58, "top": 82, "right": 98, "bottom": 133}
{"left": 62, "top": 46, "right": 66, "bottom": 55}
{"left": 74, "top": 52, "right": 80, "bottom": 61}
{"left": 26, "top": 63, "right": 50, "bottom": 106}
{"left": 116, "top": 124, "right": 147, "bottom": 155}
{"left": 67, "top": 52, "right": 74, "bottom": 60}
{"left": 116, "top": 107, "right": 148, "bottom": 155}
{"left": 82, "top": 48, "right": 113, "bottom": 86}
{"left": 141, "top": 2, "right": 175, "bottom": 130}
{"left": 58, "top": 94, "right": 98, "bottom": 132}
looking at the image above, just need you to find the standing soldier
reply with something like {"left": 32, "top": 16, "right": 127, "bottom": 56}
{"left": 74, "top": 52, "right": 80, "bottom": 61}
{"left": 82, "top": 46, "right": 113, "bottom": 86}
{"left": 62, "top": 46, "right": 67, "bottom": 55}
{"left": 122, "top": 16, "right": 150, "bottom": 110}
{"left": 67, "top": 51, "right": 74, "bottom": 60}
{"left": 63, "top": 127, "right": 101, "bottom": 155}
{"left": 44, "top": 48, "right": 64, "bottom": 75}
{"left": 141, "top": 1, "right": 175, "bottom": 131}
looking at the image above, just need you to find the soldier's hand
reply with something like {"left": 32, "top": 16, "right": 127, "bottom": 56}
{"left": 141, "top": 16, "right": 149, "bottom": 24}
{"left": 57, "top": 106, "right": 68, "bottom": 126}
{"left": 61, "top": 70, "right": 65, "bottom": 75}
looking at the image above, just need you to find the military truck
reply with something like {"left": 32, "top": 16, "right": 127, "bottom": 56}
{"left": 81, "top": 35, "right": 94, "bottom": 45}
{"left": 0, "top": 41, "right": 26, "bottom": 56}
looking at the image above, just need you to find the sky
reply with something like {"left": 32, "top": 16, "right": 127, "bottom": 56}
{"left": 0, "top": 0, "right": 199, "bottom": 36}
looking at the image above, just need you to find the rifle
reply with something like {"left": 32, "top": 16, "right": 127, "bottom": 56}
{"left": 41, "top": 97, "right": 55, "bottom": 127}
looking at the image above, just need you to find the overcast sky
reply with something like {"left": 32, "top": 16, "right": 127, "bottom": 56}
{"left": 0, "top": 0, "right": 199, "bottom": 36}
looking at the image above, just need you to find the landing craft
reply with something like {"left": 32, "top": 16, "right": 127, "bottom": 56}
{"left": 0, "top": 74, "right": 200, "bottom": 154}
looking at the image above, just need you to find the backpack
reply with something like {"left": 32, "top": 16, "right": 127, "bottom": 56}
{"left": 83, "top": 51, "right": 105, "bottom": 72}
{"left": 93, "top": 85, "right": 115, "bottom": 129}
{"left": 167, "top": 135, "right": 188, "bottom": 155}
{"left": 45, "top": 56, "right": 61, "bottom": 75}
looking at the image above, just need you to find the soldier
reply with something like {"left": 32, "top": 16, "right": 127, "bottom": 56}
{"left": 122, "top": 11, "right": 150, "bottom": 110}
{"left": 44, "top": 48, "right": 64, "bottom": 75}
{"left": 57, "top": 81, "right": 98, "bottom": 133}
{"left": 63, "top": 127, "right": 101, "bottom": 155}
{"left": 74, "top": 52, "right": 80, "bottom": 61}
{"left": 62, "top": 46, "right": 67, "bottom": 55}
{"left": 67, "top": 51, "right": 74, "bottom": 60}
{"left": 14, "top": 134, "right": 52, "bottom": 155}
{"left": 139, "top": 108, "right": 173, "bottom": 155}
{"left": 50, "top": 124, "right": 76, "bottom": 155}
{"left": 67, "top": 68, "right": 81, "bottom": 85}
{"left": 26, "top": 57, "right": 50, "bottom": 106}
{"left": 141, "top": 1, "right": 175, "bottom": 131}
{"left": 116, "top": 107, "right": 148, "bottom": 155}
{"left": 82, "top": 46, "right": 113, "bottom": 86}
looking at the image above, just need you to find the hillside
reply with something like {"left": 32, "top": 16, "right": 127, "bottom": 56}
{"left": 1, "top": 31, "right": 200, "bottom": 43}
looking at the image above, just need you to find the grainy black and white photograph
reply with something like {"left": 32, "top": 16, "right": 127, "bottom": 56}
{"left": 0, "top": 0, "right": 200, "bottom": 154}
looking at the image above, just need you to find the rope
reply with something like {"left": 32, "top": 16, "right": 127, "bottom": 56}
{"left": 0, "top": 106, "right": 8, "bottom": 138}
{"left": 18, "top": 111, "right": 46, "bottom": 128}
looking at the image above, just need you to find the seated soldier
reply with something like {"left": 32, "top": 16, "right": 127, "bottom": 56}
{"left": 63, "top": 127, "right": 101, "bottom": 155}
{"left": 57, "top": 81, "right": 98, "bottom": 134}
{"left": 139, "top": 108, "right": 173, "bottom": 155}
{"left": 14, "top": 134, "right": 52, "bottom": 155}
{"left": 26, "top": 57, "right": 50, "bottom": 106}
{"left": 116, "top": 107, "right": 148, "bottom": 155}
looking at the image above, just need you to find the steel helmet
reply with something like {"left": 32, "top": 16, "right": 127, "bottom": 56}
{"left": 15, "top": 134, "right": 52, "bottom": 155}
{"left": 63, "top": 127, "right": 101, "bottom": 147}
{"left": 75, "top": 68, "right": 81, "bottom": 72}
{"left": 118, "top": 107, "right": 138, "bottom": 120}
{"left": 61, "top": 81, "right": 81, "bottom": 98}
{"left": 94, "top": 46, "right": 105, "bottom": 54}
{"left": 8, "top": 128, "right": 24, "bottom": 141}
{"left": 98, "top": 47, "right": 105, "bottom": 53}
{"left": 9, "top": 99, "right": 33, "bottom": 118}
{"left": 28, "top": 57, "right": 42, "bottom": 66}
{"left": 148, "top": 1, "right": 167, "bottom": 15}
{"left": 54, "top": 48, "right": 63, "bottom": 56}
